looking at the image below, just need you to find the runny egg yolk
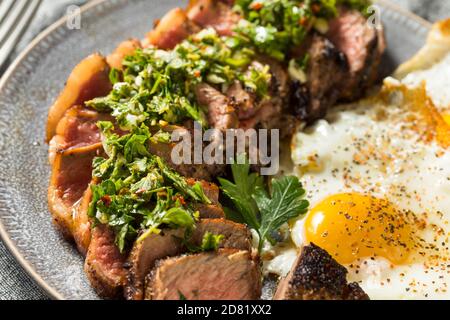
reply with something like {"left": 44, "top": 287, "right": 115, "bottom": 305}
{"left": 304, "top": 193, "right": 417, "bottom": 265}
{"left": 443, "top": 113, "right": 450, "bottom": 126}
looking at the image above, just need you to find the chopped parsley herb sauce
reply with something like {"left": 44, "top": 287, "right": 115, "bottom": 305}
{"left": 86, "top": 0, "right": 370, "bottom": 251}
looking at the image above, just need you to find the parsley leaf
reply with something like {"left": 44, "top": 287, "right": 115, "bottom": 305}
{"left": 218, "top": 154, "right": 263, "bottom": 230}
{"left": 219, "top": 154, "right": 309, "bottom": 251}
{"left": 254, "top": 176, "right": 309, "bottom": 249}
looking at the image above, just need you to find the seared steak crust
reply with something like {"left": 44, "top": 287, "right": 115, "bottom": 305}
{"left": 290, "top": 34, "right": 349, "bottom": 123}
{"left": 327, "top": 8, "right": 386, "bottom": 101}
{"left": 274, "top": 243, "right": 369, "bottom": 300}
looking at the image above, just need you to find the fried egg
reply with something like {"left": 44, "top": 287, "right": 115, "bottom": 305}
{"left": 266, "top": 20, "right": 450, "bottom": 300}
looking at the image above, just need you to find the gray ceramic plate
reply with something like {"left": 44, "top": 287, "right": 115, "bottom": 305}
{"left": 0, "top": 0, "right": 432, "bottom": 300}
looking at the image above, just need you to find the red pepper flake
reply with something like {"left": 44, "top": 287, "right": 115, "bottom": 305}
{"left": 250, "top": 2, "right": 264, "bottom": 10}
{"left": 173, "top": 195, "right": 186, "bottom": 206}
{"left": 101, "top": 195, "right": 112, "bottom": 206}
{"left": 311, "top": 3, "right": 321, "bottom": 14}
{"left": 298, "top": 17, "right": 309, "bottom": 26}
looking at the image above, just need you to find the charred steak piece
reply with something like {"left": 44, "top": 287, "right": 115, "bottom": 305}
{"left": 125, "top": 219, "right": 252, "bottom": 300}
{"left": 84, "top": 224, "right": 127, "bottom": 299}
{"left": 290, "top": 34, "right": 349, "bottom": 123}
{"left": 145, "top": 249, "right": 261, "bottom": 300}
{"left": 231, "top": 58, "right": 296, "bottom": 138}
{"left": 187, "top": 0, "right": 240, "bottom": 36}
{"left": 274, "top": 243, "right": 369, "bottom": 300}
{"left": 327, "top": 8, "right": 386, "bottom": 101}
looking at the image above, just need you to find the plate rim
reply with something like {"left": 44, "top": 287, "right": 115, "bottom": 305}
{"left": 0, "top": 0, "right": 433, "bottom": 300}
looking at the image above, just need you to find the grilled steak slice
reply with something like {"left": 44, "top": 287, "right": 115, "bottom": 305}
{"left": 290, "top": 34, "right": 349, "bottom": 123}
{"left": 145, "top": 249, "right": 261, "bottom": 300}
{"left": 274, "top": 243, "right": 369, "bottom": 300}
{"left": 186, "top": 178, "right": 226, "bottom": 218}
{"left": 48, "top": 144, "right": 102, "bottom": 239}
{"left": 149, "top": 137, "right": 225, "bottom": 181}
{"left": 228, "top": 58, "right": 295, "bottom": 137}
{"left": 124, "top": 228, "right": 186, "bottom": 300}
{"left": 84, "top": 224, "right": 127, "bottom": 299}
{"left": 195, "top": 83, "right": 239, "bottom": 131}
{"left": 73, "top": 185, "right": 93, "bottom": 256}
{"left": 145, "top": 8, "right": 200, "bottom": 50}
{"left": 187, "top": 0, "right": 240, "bottom": 36}
{"left": 48, "top": 106, "right": 113, "bottom": 164}
{"left": 107, "top": 39, "right": 141, "bottom": 70}
{"left": 227, "top": 81, "right": 258, "bottom": 120}
{"left": 46, "top": 53, "right": 111, "bottom": 142}
{"left": 327, "top": 8, "right": 386, "bottom": 101}
{"left": 125, "top": 219, "right": 252, "bottom": 300}
{"left": 186, "top": 178, "right": 220, "bottom": 204}
{"left": 190, "top": 219, "right": 252, "bottom": 252}
{"left": 195, "top": 204, "right": 225, "bottom": 219}
{"left": 257, "top": 56, "right": 290, "bottom": 99}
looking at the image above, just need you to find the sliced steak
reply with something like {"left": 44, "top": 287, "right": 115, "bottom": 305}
{"left": 226, "top": 81, "right": 258, "bottom": 120}
{"left": 256, "top": 56, "right": 290, "bottom": 99}
{"left": 195, "top": 204, "right": 225, "bottom": 219}
{"left": 84, "top": 224, "right": 127, "bottom": 299}
{"left": 48, "top": 144, "right": 103, "bottom": 239}
{"left": 327, "top": 8, "right": 386, "bottom": 101}
{"left": 125, "top": 219, "right": 252, "bottom": 300}
{"left": 187, "top": 0, "right": 240, "bottom": 36}
{"left": 124, "top": 228, "right": 186, "bottom": 300}
{"left": 149, "top": 137, "right": 225, "bottom": 181}
{"left": 190, "top": 219, "right": 252, "bottom": 252}
{"left": 195, "top": 83, "right": 239, "bottom": 131}
{"left": 107, "top": 39, "right": 142, "bottom": 70}
{"left": 274, "top": 243, "right": 369, "bottom": 300}
{"left": 145, "top": 249, "right": 261, "bottom": 300}
{"left": 145, "top": 8, "right": 200, "bottom": 50}
{"left": 46, "top": 53, "right": 111, "bottom": 142}
{"left": 49, "top": 106, "right": 113, "bottom": 163}
{"left": 290, "top": 34, "right": 349, "bottom": 123}
{"left": 73, "top": 185, "right": 93, "bottom": 256}
{"left": 226, "top": 57, "right": 295, "bottom": 138}
{"left": 186, "top": 178, "right": 220, "bottom": 204}
{"left": 186, "top": 178, "right": 226, "bottom": 218}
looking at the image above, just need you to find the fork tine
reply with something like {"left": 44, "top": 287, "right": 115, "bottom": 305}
{"left": 0, "top": 0, "right": 15, "bottom": 25}
{"left": 0, "top": 0, "right": 30, "bottom": 47}
{"left": 0, "top": 0, "right": 41, "bottom": 70}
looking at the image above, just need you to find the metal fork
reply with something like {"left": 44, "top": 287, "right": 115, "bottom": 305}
{"left": 0, "top": 0, "right": 42, "bottom": 72}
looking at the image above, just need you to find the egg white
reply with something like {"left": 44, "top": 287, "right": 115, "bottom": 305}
{"left": 288, "top": 99, "right": 450, "bottom": 299}
{"left": 266, "top": 49, "right": 450, "bottom": 300}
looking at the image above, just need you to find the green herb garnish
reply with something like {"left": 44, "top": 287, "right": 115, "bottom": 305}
{"left": 88, "top": 121, "right": 210, "bottom": 252}
{"left": 219, "top": 154, "right": 309, "bottom": 251}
